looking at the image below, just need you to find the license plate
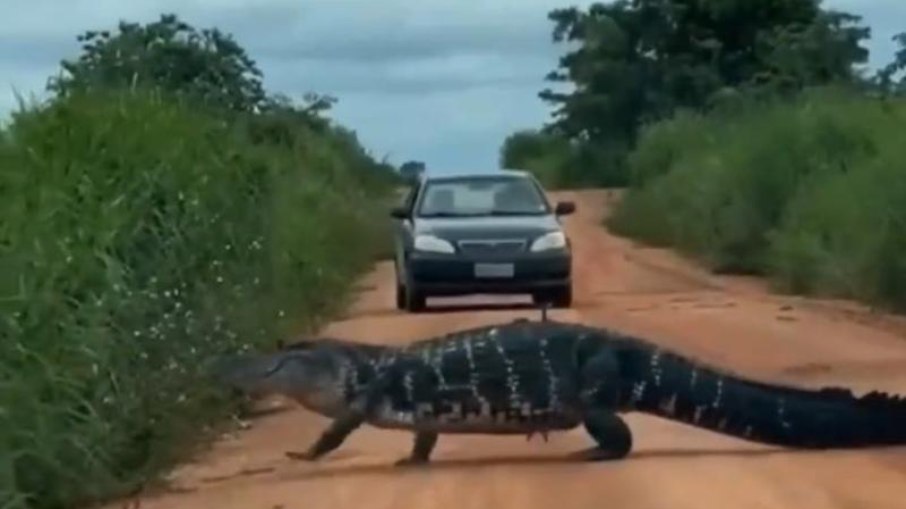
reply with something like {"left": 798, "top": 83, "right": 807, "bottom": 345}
{"left": 474, "top": 263, "right": 514, "bottom": 278}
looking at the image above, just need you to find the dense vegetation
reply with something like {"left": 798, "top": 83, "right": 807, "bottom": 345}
{"left": 500, "top": 0, "right": 903, "bottom": 187}
{"left": 502, "top": 0, "right": 906, "bottom": 310}
{"left": 1, "top": 14, "right": 400, "bottom": 509}
{"left": 608, "top": 87, "right": 906, "bottom": 309}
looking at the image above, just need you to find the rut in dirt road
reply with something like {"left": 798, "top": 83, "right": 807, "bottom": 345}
{"left": 110, "top": 190, "right": 906, "bottom": 509}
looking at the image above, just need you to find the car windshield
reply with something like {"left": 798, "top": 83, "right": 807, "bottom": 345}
{"left": 417, "top": 176, "right": 549, "bottom": 217}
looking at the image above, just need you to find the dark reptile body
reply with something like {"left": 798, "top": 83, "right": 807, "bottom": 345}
{"left": 363, "top": 319, "right": 587, "bottom": 434}
{"left": 330, "top": 318, "right": 906, "bottom": 449}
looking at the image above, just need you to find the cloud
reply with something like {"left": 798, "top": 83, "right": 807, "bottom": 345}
{"left": 0, "top": 0, "right": 902, "bottom": 170}
{"left": 259, "top": 52, "right": 556, "bottom": 98}
{"left": 246, "top": 7, "right": 560, "bottom": 63}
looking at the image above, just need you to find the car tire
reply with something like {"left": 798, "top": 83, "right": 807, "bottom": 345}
{"left": 394, "top": 261, "right": 406, "bottom": 310}
{"left": 395, "top": 281, "right": 406, "bottom": 310}
{"left": 397, "top": 258, "right": 426, "bottom": 312}
{"left": 404, "top": 282, "right": 426, "bottom": 312}
{"left": 534, "top": 285, "right": 572, "bottom": 309}
{"left": 551, "top": 284, "right": 572, "bottom": 308}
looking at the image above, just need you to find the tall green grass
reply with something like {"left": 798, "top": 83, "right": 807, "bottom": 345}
{"left": 608, "top": 86, "right": 906, "bottom": 309}
{"left": 0, "top": 89, "right": 395, "bottom": 509}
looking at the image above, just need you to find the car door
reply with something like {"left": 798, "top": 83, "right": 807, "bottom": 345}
{"left": 393, "top": 181, "right": 421, "bottom": 282}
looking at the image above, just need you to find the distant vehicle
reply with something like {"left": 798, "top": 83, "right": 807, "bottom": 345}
{"left": 390, "top": 169, "right": 575, "bottom": 312}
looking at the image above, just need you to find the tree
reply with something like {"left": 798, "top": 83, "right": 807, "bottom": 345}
{"left": 254, "top": 92, "right": 338, "bottom": 138}
{"left": 499, "top": 129, "right": 569, "bottom": 169}
{"left": 399, "top": 161, "right": 426, "bottom": 182}
{"left": 538, "top": 0, "right": 870, "bottom": 148}
{"left": 499, "top": 129, "right": 628, "bottom": 188}
{"left": 875, "top": 32, "right": 906, "bottom": 96}
{"left": 47, "top": 13, "right": 267, "bottom": 113}
{"left": 499, "top": 130, "right": 574, "bottom": 187}
{"left": 751, "top": 9, "right": 870, "bottom": 95}
{"left": 497, "top": 0, "right": 871, "bottom": 188}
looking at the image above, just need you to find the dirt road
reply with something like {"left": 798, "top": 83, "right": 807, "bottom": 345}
{"left": 121, "top": 190, "right": 906, "bottom": 509}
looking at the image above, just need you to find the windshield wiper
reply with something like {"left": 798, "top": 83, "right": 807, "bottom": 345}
{"left": 488, "top": 209, "right": 543, "bottom": 216}
{"left": 419, "top": 211, "right": 484, "bottom": 218}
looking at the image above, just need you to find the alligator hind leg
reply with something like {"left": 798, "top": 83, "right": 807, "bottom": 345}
{"left": 568, "top": 410, "right": 633, "bottom": 461}
{"left": 394, "top": 431, "right": 438, "bottom": 467}
{"left": 567, "top": 343, "right": 633, "bottom": 461}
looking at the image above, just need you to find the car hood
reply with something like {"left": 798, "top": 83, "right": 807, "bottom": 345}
{"left": 414, "top": 215, "right": 562, "bottom": 240}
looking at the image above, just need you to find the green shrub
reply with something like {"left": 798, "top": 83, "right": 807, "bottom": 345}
{"left": 609, "top": 85, "right": 906, "bottom": 309}
{"left": 626, "top": 109, "right": 710, "bottom": 187}
{"left": 498, "top": 129, "right": 628, "bottom": 189}
{"left": 767, "top": 141, "right": 906, "bottom": 305}
{"left": 0, "top": 89, "right": 394, "bottom": 509}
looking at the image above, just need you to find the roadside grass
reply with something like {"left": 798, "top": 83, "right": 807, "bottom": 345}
{"left": 0, "top": 89, "right": 396, "bottom": 509}
{"left": 608, "top": 86, "right": 906, "bottom": 310}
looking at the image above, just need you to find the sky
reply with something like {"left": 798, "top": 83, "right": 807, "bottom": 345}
{"left": 1, "top": 1, "right": 904, "bottom": 174}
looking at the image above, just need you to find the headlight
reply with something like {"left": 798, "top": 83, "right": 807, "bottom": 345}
{"left": 414, "top": 234, "right": 455, "bottom": 254}
{"left": 530, "top": 231, "right": 567, "bottom": 252}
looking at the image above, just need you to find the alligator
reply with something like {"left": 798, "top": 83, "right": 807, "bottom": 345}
{"left": 215, "top": 315, "right": 906, "bottom": 466}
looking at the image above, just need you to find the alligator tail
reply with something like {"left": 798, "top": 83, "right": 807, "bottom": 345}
{"left": 616, "top": 345, "right": 906, "bottom": 449}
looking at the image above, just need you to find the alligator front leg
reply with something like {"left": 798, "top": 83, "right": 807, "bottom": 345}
{"left": 286, "top": 378, "right": 387, "bottom": 462}
{"left": 286, "top": 410, "right": 366, "bottom": 461}
{"left": 394, "top": 431, "right": 438, "bottom": 467}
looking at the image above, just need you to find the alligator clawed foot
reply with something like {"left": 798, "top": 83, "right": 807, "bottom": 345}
{"left": 285, "top": 450, "right": 318, "bottom": 462}
{"left": 566, "top": 447, "right": 623, "bottom": 462}
{"left": 394, "top": 456, "right": 430, "bottom": 468}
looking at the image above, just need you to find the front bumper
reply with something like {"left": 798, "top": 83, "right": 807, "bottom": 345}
{"left": 406, "top": 249, "right": 571, "bottom": 296}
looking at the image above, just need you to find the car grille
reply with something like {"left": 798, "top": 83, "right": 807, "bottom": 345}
{"left": 456, "top": 239, "right": 527, "bottom": 255}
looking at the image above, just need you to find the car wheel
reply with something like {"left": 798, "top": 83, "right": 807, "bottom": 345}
{"left": 395, "top": 280, "right": 406, "bottom": 310}
{"left": 404, "top": 282, "right": 426, "bottom": 312}
{"left": 394, "top": 262, "right": 406, "bottom": 310}
{"left": 531, "top": 292, "right": 548, "bottom": 306}
{"left": 539, "top": 284, "right": 572, "bottom": 308}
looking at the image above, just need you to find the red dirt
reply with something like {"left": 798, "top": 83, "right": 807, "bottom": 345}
{"left": 113, "top": 190, "right": 906, "bottom": 509}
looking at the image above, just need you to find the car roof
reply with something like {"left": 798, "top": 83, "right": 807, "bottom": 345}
{"left": 421, "top": 168, "right": 532, "bottom": 182}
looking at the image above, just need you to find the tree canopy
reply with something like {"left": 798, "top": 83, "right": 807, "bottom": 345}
{"left": 47, "top": 13, "right": 268, "bottom": 113}
{"left": 537, "top": 0, "right": 871, "bottom": 149}
{"left": 876, "top": 32, "right": 906, "bottom": 95}
{"left": 399, "top": 160, "right": 426, "bottom": 182}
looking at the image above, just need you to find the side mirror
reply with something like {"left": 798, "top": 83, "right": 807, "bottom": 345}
{"left": 390, "top": 206, "right": 409, "bottom": 219}
{"left": 554, "top": 201, "right": 575, "bottom": 216}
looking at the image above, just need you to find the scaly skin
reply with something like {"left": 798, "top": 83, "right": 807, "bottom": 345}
{"left": 216, "top": 318, "right": 906, "bottom": 466}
